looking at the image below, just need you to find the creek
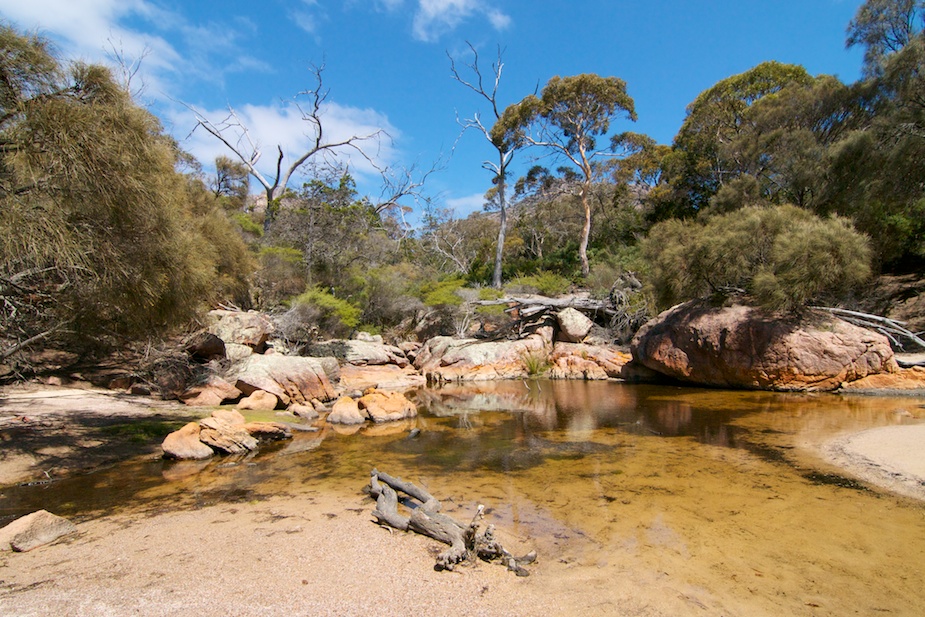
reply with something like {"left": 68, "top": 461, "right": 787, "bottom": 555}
{"left": 2, "top": 380, "right": 925, "bottom": 614}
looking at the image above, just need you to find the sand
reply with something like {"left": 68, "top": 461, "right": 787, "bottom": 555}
{"left": 822, "top": 423, "right": 925, "bottom": 502}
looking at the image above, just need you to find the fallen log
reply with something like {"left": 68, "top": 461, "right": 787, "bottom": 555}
{"left": 366, "top": 468, "right": 536, "bottom": 575}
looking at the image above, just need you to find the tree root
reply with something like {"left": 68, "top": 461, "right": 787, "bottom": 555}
{"left": 367, "top": 468, "right": 536, "bottom": 575}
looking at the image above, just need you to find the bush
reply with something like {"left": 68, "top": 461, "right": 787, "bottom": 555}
{"left": 643, "top": 204, "right": 872, "bottom": 312}
{"left": 504, "top": 271, "right": 571, "bottom": 296}
{"left": 284, "top": 288, "right": 361, "bottom": 340}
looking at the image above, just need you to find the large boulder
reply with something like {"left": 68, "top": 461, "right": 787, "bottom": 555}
{"left": 233, "top": 354, "right": 337, "bottom": 405}
{"left": 556, "top": 307, "right": 594, "bottom": 343}
{"left": 207, "top": 310, "right": 275, "bottom": 349}
{"left": 0, "top": 510, "right": 77, "bottom": 552}
{"left": 235, "top": 389, "right": 279, "bottom": 411}
{"left": 327, "top": 396, "right": 366, "bottom": 425}
{"left": 631, "top": 301, "right": 897, "bottom": 391}
{"left": 414, "top": 326, "right": 554, "bottom": 382}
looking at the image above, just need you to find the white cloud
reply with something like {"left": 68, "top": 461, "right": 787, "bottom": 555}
{"left": 174, "top": 99, "right": 401, "bottom": 189}
{"left": 446, "top": 192, "right": 486, "bottom": 217}
{"left": 412, "top": 0, "right": 511, "bottom": 42}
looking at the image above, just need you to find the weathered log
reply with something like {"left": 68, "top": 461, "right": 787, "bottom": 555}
{"left": 813, "top": 306, "right": 925, "bottom": 350}
{"left": 367, "top": 469, "right": 534, "bottom": 575}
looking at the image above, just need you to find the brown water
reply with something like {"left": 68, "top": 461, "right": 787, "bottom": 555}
{"left": 2, "top": 381, "right": 925, "bottom": 615}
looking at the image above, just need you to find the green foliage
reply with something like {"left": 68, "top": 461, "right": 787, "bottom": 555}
{"left": 505, "top": 271, "right": 571, "bottom": 296}
{"left": 420, "top": 278, "right": 466, "bottom": 307}
{"left": 291, "top": 288, "right": 361, "bottom": 338}
{"left": 497, "top": 73, "right": 638, "bottom": 277}
{"left": 253, "top": 246, "right": 306, "bottom": 308}
{"left": 231, "top": 212, "right": 264, "bottom": 237}
{"left": 847, "top": 0, "right": 925, "bottom": 75}
{"left": 0, "top": 25, "right": 251, "bottom": 358}
{"left": 520, "top": 350, "right": 551, "bottom": 377}
{"left": 643, "top": 205, "right": 872, "bottom": 312}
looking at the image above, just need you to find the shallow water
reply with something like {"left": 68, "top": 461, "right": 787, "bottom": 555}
{"left": 2, "top": 380, "right": 925, "bottom": 615}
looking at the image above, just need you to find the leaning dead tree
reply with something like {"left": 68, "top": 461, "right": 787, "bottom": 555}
{"left": 189, "top": 63, "right": 384, "bottom": 234}
{"left": 367, "top": 469, "right": 536, "bottom": 575}
{"left": 813, "top": 307, "right": 925, "bottom": 351}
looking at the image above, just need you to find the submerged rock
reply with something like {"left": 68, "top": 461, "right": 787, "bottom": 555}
{"left": 631, "top": 301, "right": 897, "bottom": 391}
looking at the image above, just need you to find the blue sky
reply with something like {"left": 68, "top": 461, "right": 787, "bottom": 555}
{"left": 0, "top": 0, "right": 866, "bottom": 218}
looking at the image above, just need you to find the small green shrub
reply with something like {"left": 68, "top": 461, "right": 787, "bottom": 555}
{"left": 230, "top": 212, "right": 263, "bottom": 237}
{"left": 420, "top": 278, "right": 466, "bottom": 307}
{"left": 521, "top": 350, "right": 550, "bottom": 377}
{"left": 288, "top": 288, "right": 361, "bottom": 338}
{"left": 505, "top": 270, "right": 571, "bottom": 296}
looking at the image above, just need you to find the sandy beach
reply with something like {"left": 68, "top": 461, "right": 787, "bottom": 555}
{"left": 2, "top": 385, "right": 925, "bottom": 616}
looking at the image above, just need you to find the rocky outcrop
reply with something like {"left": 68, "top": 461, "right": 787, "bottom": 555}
{"left": 233, "top": 354, "right": 337, "bottom": 405}
{"left": 838, "top": 365, "right": 925, "bottom": 392}
{"left": 339, "top": 364, "right": 426, "bottom": 391}
{"left": 357, "top": 390, "right": 417, "bottom": 422}
{"left": 414, "top": 326, "right": 554, "bottom": 382}
{"left": 0, "top": 510, "right": 77, "bottom": 552}
{"left": 547, "top": 343, "right": 631, "bottom": 379}
{"left": 198, "top": 410, "right": 259, "bottom": 454}
{"left": 631, "top": 301, "right": 897, "bottom": 391}
{"left": 306, "top": 338, "right": 410, "bottom": 368}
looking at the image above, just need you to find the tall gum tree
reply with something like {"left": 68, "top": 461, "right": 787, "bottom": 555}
{"left": 496, "top": 73, "right": 637, "bottom": 277}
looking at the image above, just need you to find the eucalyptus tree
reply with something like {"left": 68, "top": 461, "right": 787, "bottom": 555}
{"left": 449, "top": 43, "right": 525, "bottom": 288}
{"left": 496, "top": 73, "right": 637, "bottom": 277}
{"left": 847, "top": 0, "right": 925, "bottom": 75}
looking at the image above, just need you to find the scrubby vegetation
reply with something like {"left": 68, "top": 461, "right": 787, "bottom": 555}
{"left": 2, "top": 0, "right": 923, "bottom": 373}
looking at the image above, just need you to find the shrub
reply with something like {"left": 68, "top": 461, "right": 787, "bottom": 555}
{"left": 642, "top": 204, "right": 872, "bottom": 312}
{"left": 284, "top": 288, "right": 361, "bottom": 340}
{"left": 504, "top": 271, "right": 571, "bottom": 296}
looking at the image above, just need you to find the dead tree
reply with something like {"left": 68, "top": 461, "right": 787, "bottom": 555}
{"left": 367, "top": 469, "right": 536, "bottom": 575}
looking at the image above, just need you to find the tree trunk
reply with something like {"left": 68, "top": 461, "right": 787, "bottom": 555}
{"left": 492, "top": 173, "right": 507, "bottom": 289}
{"left": 578, "top": 182, "right": 591, "bottom": 278}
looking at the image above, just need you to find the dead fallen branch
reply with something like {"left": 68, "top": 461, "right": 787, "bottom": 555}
{"left": 366, "top": 468, "right": 536, "bottom": 575}
{"left": 814, "top": 306, "right": 925, "bottom": 351}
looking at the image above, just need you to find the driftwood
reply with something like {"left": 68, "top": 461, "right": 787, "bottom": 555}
{"left": 814, "top": 306, "right": 925, "bottom": 351}
{"left": 367, "top": 469, "right": 536, "bottom": 575}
